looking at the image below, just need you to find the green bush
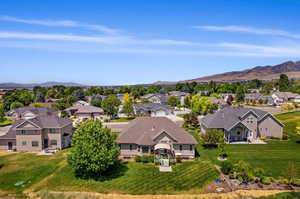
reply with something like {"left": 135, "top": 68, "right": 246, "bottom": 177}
{"left": 270, "top": 136, "right": 281, "bottom": 140}
{"left": 220, "top": 161, "right": 233, "bottom": 175}
{"left": 261, "top": 176, "right": 272, "bottom": 185}
{"left": 282, "top": 135, "right": 289, "bottom": 140}
{"left": 135, "top": 155, "right": 154, "bottom": 163}
{"left": 292, "top": 179, "right": 300, "bottom": 187}
{"left": 176, "top": 156, "right": 182, "bottom": 163}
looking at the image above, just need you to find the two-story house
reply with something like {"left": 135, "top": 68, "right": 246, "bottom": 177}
{"left": 0, "top": 107, "right": 73, "bottom": 152}
{"left": 200, "top": 106, "right": 283, "bottom": 143}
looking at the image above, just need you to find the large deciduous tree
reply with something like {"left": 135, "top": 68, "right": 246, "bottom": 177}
{"left": 102, "top": 94, "right": 121, "bottom": 119}
{"left": 201, "top": 129, "right": 224, "bottom": 146}
{"left": 279, "top": 74, "right": 289, "bottom": 92}
{"left": 68, "top": 119, "right": 120, "bottom": 178}
{"left": 167, "top": 96, "right": 180, "bottom": 107}
{"left": 191, "top": 95, "right": 218, "bottom": 115}
{"left": 235, "top": 86, "right": 245, "bottom": 102}
{"left": 0, "top": 104, "right": 6, "bottom": 122}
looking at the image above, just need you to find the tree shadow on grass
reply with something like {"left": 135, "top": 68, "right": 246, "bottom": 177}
{"left": 296, "top": 140, "right": 300, "bottom": 144}
{"left": 202, "top": 144, "right": 218, "bottom": 149}
{"left": 75, "top": 160, "right": 129, "bottom": 182}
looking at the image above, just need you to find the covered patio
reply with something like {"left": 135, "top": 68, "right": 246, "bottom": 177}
{"left": 154, "top": 143, "right": 174, "bottom": 171}
{"left": 225, "top": 122, "right": 251, "bottom": 143}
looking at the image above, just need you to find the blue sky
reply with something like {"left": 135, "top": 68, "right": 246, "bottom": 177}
{"left": 1, "top": 0, "right": 300, "bottom": 85}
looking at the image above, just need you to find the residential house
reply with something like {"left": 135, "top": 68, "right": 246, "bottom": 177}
{"left": 245, "top": 94, "right": 274, "bottom": 105}
{"left": 134, "top": 103, "right": 173, "bottom": 117}
{"left": 200, "top": 106, "right": 283, "bottom": 143}
{"left": 0, "top": 109, "right": 73, "bottom": 152}
{"left": 168, "top": 91, "right": 189, "bottom": 106}
{"left": 7, "top": 107, "right": 58, "bottom": 121}
{"left": 271, "top": 92, "right": 300, "bottom": 105}
{"left": 73, "top": 100, "right": 90, "bottom": 106}
{"left": 141, "top": 93, "right": 168, "bottom": 104}
{"left": 66, "top": 105, "right": 108, "bottom": 121}
{"left": 117, "top": 117, "right": 197, "bottom": 159}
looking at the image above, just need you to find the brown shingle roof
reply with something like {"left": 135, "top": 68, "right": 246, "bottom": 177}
{"left": 117, "top": 117, "right": 197, "bottom": 145}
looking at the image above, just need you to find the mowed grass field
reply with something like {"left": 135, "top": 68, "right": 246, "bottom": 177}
{"left": 199, "top": 111, "right": 300, "bottom": 178}
{"left": 0, "top": 151, "right": 218, "bottom": 196}
{"left": 31, "top": 159, "right": 218, "bottom": 195}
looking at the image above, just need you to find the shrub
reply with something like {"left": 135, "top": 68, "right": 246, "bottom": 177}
{"left": 254, "top": 168, "right": 265, "bottom": 179}
{"left": 282, "top": 135, "right": 289, "bottom": 140}
{"left": 176, "top": 156, "right": 182, "bottom": 163}
{"left": 292, "top": 179, "right": 300, "bottom": 187}
{"left": 261, "top": 177, "right": 272, "bottom": 185}
{"left": 260, "top": 136, "right": 266, "bottom": 140}
{"left": 270, "top": 136, "right": 281, "bottom": 140}
{"left": 220, "top": 161, "right": 233, "bottom": 175}
{"left": 135, "top": 155, "right": 154, "bottom": 163}
{"left": 134, "top": 155, "right": 142, "bottom": 162}
{"left": 0, "top": 163, "right": 4, "bottom": 169}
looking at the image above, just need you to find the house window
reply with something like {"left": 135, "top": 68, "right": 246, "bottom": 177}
{"left": 50, "top": 140, "right": 57, "bottom": 146}
{"left": 21, "top": 130, "right": 26, "bottom": 135}
{"left": 22, "top": 141, "right": 27, "bottom": 146}
{"left": 190, "top": 145, "right": 193, "bottom": 151}
{"left": 129, "top": 144, "right": 132, "bottom": 150}
{"left": 180, "top": 145, "right": 182, "bottom": 151}
{"left": 237, "top": 131, "right": 241, "bottom": 135}
{"left": 32, "top": 141, "right": 39, "bottom": 147}
{"left": 49, "top": 129, "right": 58, "bottom": 133}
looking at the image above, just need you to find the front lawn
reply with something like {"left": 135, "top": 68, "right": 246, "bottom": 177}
{"left": 0, "top": 151, "right": 66, "bottom": 196}
{"left": 197, "top": 111, "right": 300, "bottom": 178}
{"left": 31, "top": 159, "right": 218, "bottom": 195}
{"left": 107, "top": 117, "right": 135, "bottom": 122}
{"left": 0, "top": 151, "right": 218, "bottom": 196}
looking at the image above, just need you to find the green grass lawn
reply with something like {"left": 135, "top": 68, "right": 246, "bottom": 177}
{"left": 0, "top": 151, "right": 66, "bottom": 196}
{"left": 107, "top": 117, "right": 135, "bottom": 122}
{"left": 0, "top": 151, "right": 218, "bottom": 195}
{"left": 31, "top": 159, "right": 218, "bottom": 195}
{"left": 196, "top": 111, "right": 300, "bottom": 178}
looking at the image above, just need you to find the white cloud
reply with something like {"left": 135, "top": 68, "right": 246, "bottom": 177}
{"left": 193, "top": 25, "right": 300, "bottom": 39}
{"left": 0, "top": 16, "right": 119, "bottom": 34}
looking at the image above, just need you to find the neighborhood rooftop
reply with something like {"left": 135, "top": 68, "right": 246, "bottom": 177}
{"left": 201, "top": 106, "right": 283, "bottom": 131}
{"left": 117, "top": 117, "right": 197, "bottom": 145}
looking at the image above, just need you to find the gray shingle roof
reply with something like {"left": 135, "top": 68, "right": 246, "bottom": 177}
{"left": 0, "top": 115, "right": 72, "bottom": 139}
{"left": 66, "top": 105, "right": 103, "bottom": 114}
{"left": 7, "top": 107, "right": 57, "bottom": 117}
{"left": 117, "top": 117, "right": 197, "bottom": 145}
{"left": 134, "top": 103, "right": 173, "bottom": 114}
{"left": 201, "top": 106, "right": 274, "bottom": 131}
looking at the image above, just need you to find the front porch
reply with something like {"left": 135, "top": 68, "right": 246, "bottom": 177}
{"left": 225, "top": 123, "right": 251, "bottom": 143}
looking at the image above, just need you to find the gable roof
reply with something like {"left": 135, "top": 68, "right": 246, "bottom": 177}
{"left": 117, "top": 117, "right": 197, "bottom": 145}
{"left": 273, "top": 92, "right": 300, "bottom": 100}
{"left": 201, "top": 106, "right": 279, "bottom": 131}
{"left": 7, "top": 107, "right": 57, "bottom": 117}
{"left": 134, "top": 103, "right": 173, "bottom": 113}
{"left": 66, "top": 105, "right": 103, "bottom": 114}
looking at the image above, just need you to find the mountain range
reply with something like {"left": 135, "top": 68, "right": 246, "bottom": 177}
{"left": 154, "top": 60, "right": 300, "bottom": 85}
{"left": 2, "top": 61, "right": 300, "bottom": 89}
{"left": 0, "top": 81, "right": 86, "bottom": 89}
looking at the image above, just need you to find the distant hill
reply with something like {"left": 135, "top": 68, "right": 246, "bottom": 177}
{"left": 154, "top": 60, "right": 300, "bottom": 85}
{"left": 186, "top": 61, "right": 300, "bottom": 83}
{"left": 0, "top": 81, "right": 86, "bottom": 89}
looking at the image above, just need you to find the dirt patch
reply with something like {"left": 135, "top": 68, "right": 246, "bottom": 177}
{"left": 29, "top": 190, "right": 290, "bottom": 199}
